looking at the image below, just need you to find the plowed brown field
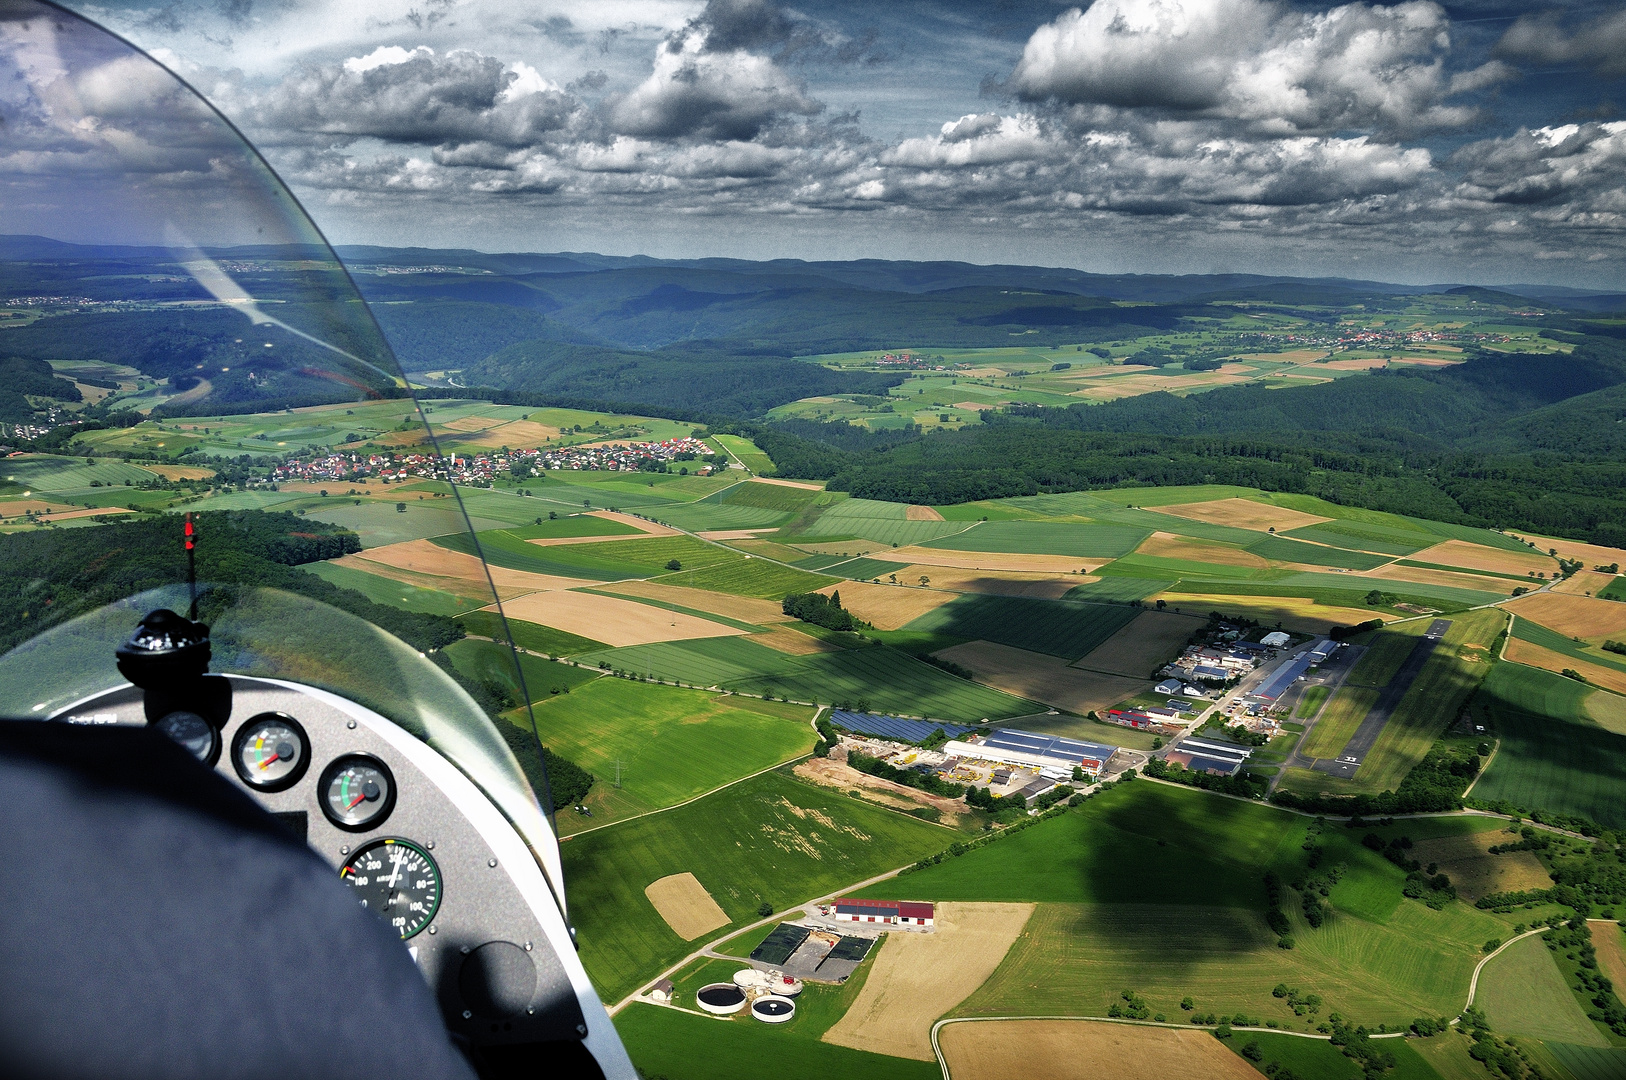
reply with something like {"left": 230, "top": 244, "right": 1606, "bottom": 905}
{"left": 933, "top": 640, "right": 1146, "bottom": 714}
{"left": 1075, "top": 610, "right": 1204, "bottom": 677}
{"left": 938, "top": 1020, "right": 1261, "bottom": 1080}
{"left": 905, "top": 504, "right": 945, "bottom": 521}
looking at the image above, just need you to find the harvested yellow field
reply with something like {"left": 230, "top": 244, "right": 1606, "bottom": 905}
{"left": 1409, "top": 539, "right": 1555, "bottom": 577}
{"left": 1157, "top": 497, "right": 1330, "bottom": 533}
{"left": 894, "top": 564, "right": 1081, "bottom": 599}
{"left": 1071, "top": 372, "right": 1252, "bottom": 400}
{"left": 938, "top": 1020, "right": 1262, "bottom": 1080}
{"left": 822, "top": 903, "right": 1034, "bottom": 1061}
{"left": 1589, "top": 922, "right": 1626, "bottom": 999}
{"left": 1076, "top": 610, "right": 1205, "bottom": 677}
{"left": 753, "top": 626, "right": 840, "bottom": 655}
{"left": 1136, "top": 531, "right": 1267, "bottom": 569}
{"left": 588, "top": 510, "right": 676, "bottom": 534}
{"left": 1409, "top": 832, "right": 1551, "bottom": 902}
{"left": 745, "top": 476, "right": 823, "bottom": 490}
{"left": 933, "top": 640, "right": 1147, "bottom": 714}
{"left": 1506, "top": 593, "right": 1626, "bottom": 640}
{"left": 889, "top": 546, "right": 1096, "bottom": 574}
{"left": 341, "top": 539, "right": 592, "bottom": 599}
{"left": 816, "top": 581, "right": 958, "bottom": 630}
{"left": 0, "top": 499, "right": 79, "bottom": 516}
{"left": 1519, "top": 533, "right": 1626, "bottom": 573}
{"left": 438, "top": 415, "right": 502, "bottom": 433}
{"left": 1505, "top": 641, "right": 1626, "bottom": 696}
{"left": 1363, "top": 562, "right": 1515, "bottom": 596}
{"left": 1585, "top": 690, "right": 1626, "bottom": 736}
{"left": 951, "top": 400, "right": 995, "bottom": 410}
{"left": 595, "top": 580, "right": 790, "bottom": 623}
{"left": 905, "top": 504, "right": 945, "bottom": 521}
{"left": 643, "top": 873, "right": 728, "bottom": 940}
{"left": 1156, "top": 593, "right": 1391, "bottom": 634}
{"left": 498, "top": 590, "right": 745, "bottom": 647}
{"left": 1553, "top": 570, "right": 1618, "bottom": 596}
{"left": 1390, "top": 355, "right": 1462, "bottom": 366}
{"left": 142, "top": 464, "right": 216, "bottom": 481}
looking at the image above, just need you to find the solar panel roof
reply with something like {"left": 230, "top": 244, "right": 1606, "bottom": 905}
{"left": 830, "top": 711, "right": 974, "bottom": 743}
{"left": 984, "top": 728, "right": 1117, "bottom": 763}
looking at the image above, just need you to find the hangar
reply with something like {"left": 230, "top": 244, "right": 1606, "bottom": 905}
{"left": 941, "top": 728, "right": 1118, "bottom": 778}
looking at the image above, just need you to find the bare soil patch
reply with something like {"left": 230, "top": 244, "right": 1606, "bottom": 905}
{"left": 938, "top": 1019, "right": 1262, "bottom": 1080}
{"left": 596, "top": 580, "right": 791, "bottom": 624}
{"left": 343, "top": 539, "right": 591, "bottom": 599}
{"left": 1157, "top": 498, "right": 1330, "bottom": 533}
{"left": 1156, "top": 593, "right": 1391, "bottom": 634}
{"left": 889, "top": 546, "right": 1098, "bottom": 574}
{"left": 1410, "top": 832, "right": 1552, "bottom": 902}
{"left": 822, "top": 903, "right": 1034, "bottom": 1061}
{"left": 644, "top": 873, "right": 729, "bottom": 940}
{"left": 754, "top": 627, "right": 841, "bottom": 655}
{"left": 498, "top": 590, "right": 746, "bottom": 648}
{"left": 795, "top": 756, "right": 968, "bottom": 824}
{"left": 1507, "top": 593, "right": 1626, "bottom": 640}
{"left": 0, "top": 499, "right": 78, "bottom": 517}
{"left": 1136, "top": 531, "right": 1268, "bottom": 568}
{"left": 952, "top": 401, "right": 995, "bottom": 410}
{"left": 1390, "top": 355, "right": 1463, "bottom": 366}
{"left": 1364, "top": 562, "right": 1514, "bottom": 596}
{"left": 1505, "top": 640, "right": 1626, "bottom": 696}
{"left": 1518, "top": 534, "right": 1626, "bottom": 575}
{"left": 587, "top": 510, "right": 676, "bottom": 535}
{"left": 1410, "top": 539, "right": 1556, "bottom": 577}
{"left": 1075, "top": 610, "right": 1205, "bottom": 678}
{"left": 745, "top": 476, "right": 823, "bottom": 490}
{"left": 815, "top": 580, "right": 958, "bottom": 630}
{"left": 896, "top": 565, "right": 1082, "bottom": 600}
{"left": 934, "top": 640, "right": 1147, "bottom": 714}
{"left": 906, "top": 504, "right": 945, "bottom": 521}
{"left": 1589, "top": 922, "right": 1626, "bottom": 997}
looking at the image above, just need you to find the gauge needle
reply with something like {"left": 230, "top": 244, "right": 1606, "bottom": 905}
{"left": 345, "top": 791, "right": 368, "bottom": 810}
{"left": 386, "top": 851, "right": 405, "bottom": 889}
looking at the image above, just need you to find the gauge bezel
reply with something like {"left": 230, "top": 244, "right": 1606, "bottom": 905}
{"left": 155, "top": 710, "right": 221, "bottom": 767}
{"left": 318, "top": 752, "right": 397, "bottom": 832}
{"left": 230, "top": 711, "right": 311, "bottom": 793}
{"left": 339, "top": 837, "right": 442, "bottom": 940}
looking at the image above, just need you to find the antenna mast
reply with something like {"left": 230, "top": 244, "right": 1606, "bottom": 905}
{"left": 184, "top": 512, "right": 198, "bottom": 620}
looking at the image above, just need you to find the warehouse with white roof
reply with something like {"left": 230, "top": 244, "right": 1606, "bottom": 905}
{"left": 941, "top": 729, "right": 1118, "bottom": 779}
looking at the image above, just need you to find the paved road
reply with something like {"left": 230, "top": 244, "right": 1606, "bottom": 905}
{"left": 1314, "top": 618, "right": 1452, "bottom": 779}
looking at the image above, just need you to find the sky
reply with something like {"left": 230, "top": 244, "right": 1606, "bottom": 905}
{"left": 13, "top": 0, "right": 1626, "bottom": 285}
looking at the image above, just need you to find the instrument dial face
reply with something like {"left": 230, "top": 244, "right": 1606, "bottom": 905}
{"left": 155, "top": 710, "right": 219, "bottom": 766}
{"left": 231, "top": 713, "right": 310, "bottom": 792}
{"left": 319, "top": 754, "right": 396, "bottom": 832}
{"left": 339, "top": 839, "right": 441, "bottom": 940}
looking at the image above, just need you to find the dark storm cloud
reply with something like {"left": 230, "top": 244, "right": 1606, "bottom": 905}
{"left": 1495, "top": 9, "right": 1626, "bottom": 79}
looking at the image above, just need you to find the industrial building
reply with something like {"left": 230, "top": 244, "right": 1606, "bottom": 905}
{"left": 831, "top": 898, "right": 935, "bottom": 927}
{"left": 940, "top": 728, "right": 1118, "bottom": 778}
{"left": 1166, "top": 736, "right": 1253, "bottom": 776}
{"left": 1247, "top": 639, "right": 1340, "bottom": 705}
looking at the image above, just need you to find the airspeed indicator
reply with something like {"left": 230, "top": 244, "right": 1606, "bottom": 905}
{"left": 339, "top": 838, "right": 441, "bottom": 940}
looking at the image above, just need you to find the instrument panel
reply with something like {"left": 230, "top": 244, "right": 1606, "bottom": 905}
{"left": 53, "top": 674, "right": 616, "bottom": 1065}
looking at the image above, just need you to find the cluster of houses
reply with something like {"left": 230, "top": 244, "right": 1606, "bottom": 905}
{"left": 270, "top": 437, "right": 716, "bottom": 485}
{"left": 1164, "top": 630, "right": 1289, "bottom": 685}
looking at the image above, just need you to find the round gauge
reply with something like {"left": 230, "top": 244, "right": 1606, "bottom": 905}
{"left": 339, "top": 838, "right": 441, "bottom": 940}
{"left": 154, "top": 710, "right": 219, "bottom": 766}
{"left": 231, "top": 713, "right": 310, "bottom": 792}
{"left": 319, "top": 754, "right": 396, "bottom": 832}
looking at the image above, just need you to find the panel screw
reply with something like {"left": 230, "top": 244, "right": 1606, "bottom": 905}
{"left": 426, "top": 840, "right": 435, "bottom": 850}
{"left": 462, "top": 1010, "right": 472, "bottom": 1020}
{"left": 576, "top": 1024, "right": 588, "bottom": 1036}
{"left": 428, "top": 926, "right": 437, "bottom": 935}
{"left": 488, "top": 858, "right": 498, "bottom": 868}
{"left": 340, "top": 846, "right": 349, "bottom": 855}
{"left": 527, "top": 1007, "right": 534, "bottom": 1015}
{"left": 524, "top": 941, "right": 533, "bottom": 951}
{"left": 346, "top": 719, "right": 357, "bottom": 729}
{"left": 461, "top": 945, "right": 471, "bottom": 954}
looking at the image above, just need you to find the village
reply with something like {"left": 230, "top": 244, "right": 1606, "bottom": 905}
{"left": 270, "top": 436, "right": 717, "bottom": 486}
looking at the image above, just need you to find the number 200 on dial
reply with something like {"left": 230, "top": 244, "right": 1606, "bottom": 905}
{"left": 339, "top": 838, "right": 441, "bottom": 940}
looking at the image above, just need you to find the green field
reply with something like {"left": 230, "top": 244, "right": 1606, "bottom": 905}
{"left": 529, "top": 678, "right": 815, "bottom": 834}
{"left": 442, "top": 637, "right": 599, "bottom": 701}
{"left": 710, "top": 480, "right": 823, "bottom": 513}
{"left": 1476, "top": 934, "right": 1608, "bottom": 1046}
{"left": 1511, "top": 615, "right": 1626, "bottom": 675}
{"left": 1258, "top": 494, "right": 1533, "bottom": 554}
{"left": 510, "top": 514, "right": 644, "bottom": 539}
{"left": 1295, "top": 684, "right": 1331, "bottom": 718}
{"left": 1471, "top": 662, "right": 1626, "bottom": 828}
{"left": 1244, "top": 535, "right": 1394, "bottom": 571}
{"left": 305, "top": 560, "right": 479, "bottom": 616}
{"left": 560, "top": 770, "right": 948, "bottom": 1002}
{"left": 923, "top": 520, "right": 1150, "bottom": 559}
{"left": 1065, "top": 576, "right": 1174, "bottom": 602}
{"left": 1282, "top": 520, "right": 1436, "bottom": 557}
{"left": 802, "top": 498, "right": 969, "bottom": 545}
{"left": 1600, "top": 577, "right": 1626, "bottom": 602}
{"left": 1, "top": 453, "right": 164, "bottom": 491}
{"left": 457, "top": 608, "right": 607, "bottom": 656}
{"left": 1547, "top": 1042, "right": 1626, "bottom": 1080}
{"left": 902, "top": 594, "right": 1141, "bottom": 660}
{"left": 713, "top": 434, "right": 775, "bottom": 475}
{"left": 433, "top": 528, "right": 658, "bottom": 580}
{"left": 1226, "top": 1031, "right": 1445, "bottom": 1080}
{"left": 654, "top": 556, "right": 838, "bottom": 599}
{"left": 1346, "top": 625, "right": 1428, "bottom": 687}
{"left": 871, "top": 784, "right": 1510, "bottom": 1027}
{"left": 825, "top": 557, "right": 912, "bottom": 581}
{"left": 576, "top": 637, "right": 1038, "bottom": 721}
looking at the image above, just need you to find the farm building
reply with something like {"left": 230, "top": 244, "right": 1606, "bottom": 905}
{"left": 1167, "top": 736, "right": 1253, "bottom": 776}
{"left": 942, "top": 728, "right": 1118, "bottom": 778}
{"left": 1154, "top": 678, "right": 1184, "bottom": 695}
{"left": 832, "top": 898, "right": 935, "bottom": 927}
{"left": 831, "top": 710, "right": 975, "bottom": 743}
{"left": 650, "top": 979, "right": 674, "bottom": 1004}
{"left": 1261, "top": 631, "right": 1292, "bottom": 647}
{"left": 1192, "top": 664, "right": 1230, "bottom": 681}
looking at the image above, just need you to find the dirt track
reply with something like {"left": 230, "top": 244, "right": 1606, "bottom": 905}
{"left": 938, "top": 1020, "right": 1261, "bottom": 1080}
{"left": 822, "top": 903, "right": 1033, "bottom": 1061}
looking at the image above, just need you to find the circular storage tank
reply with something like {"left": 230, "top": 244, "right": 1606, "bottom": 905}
{"left": 768, "top": 974, "right": 803, "bottom": 997}
{"left": 733, "top": 969, "right": 771, "bottom": 990}
{"left": 752, "top": 995, "right": 796, "bottom": 1023}
{"left": 696, "top": 983, "right": 747, "bottom": 1015}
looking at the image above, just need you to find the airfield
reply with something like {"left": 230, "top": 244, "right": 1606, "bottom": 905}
{"left": 12, "top": 389, "right": 1626, "bottom": 1080}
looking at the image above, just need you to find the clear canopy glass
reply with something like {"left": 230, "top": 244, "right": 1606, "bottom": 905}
{"left": 0, "top": 0, "right": 558, "bottom": 881}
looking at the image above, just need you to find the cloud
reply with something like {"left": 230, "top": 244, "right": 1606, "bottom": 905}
{"left": 1495, "top": 9, "right": 1626, "bottom": 79}
{"left": 1451, "top": 122, "right": 1626, "bottom": 210}
{"left": 252, "top": 45, "right": 584, "bottom": 147}
{"left": 608, "top": 16, "right": 821, "bottom": 139}
{"left": 1010, "top": 0, "right": 1505, "bottom": 135}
